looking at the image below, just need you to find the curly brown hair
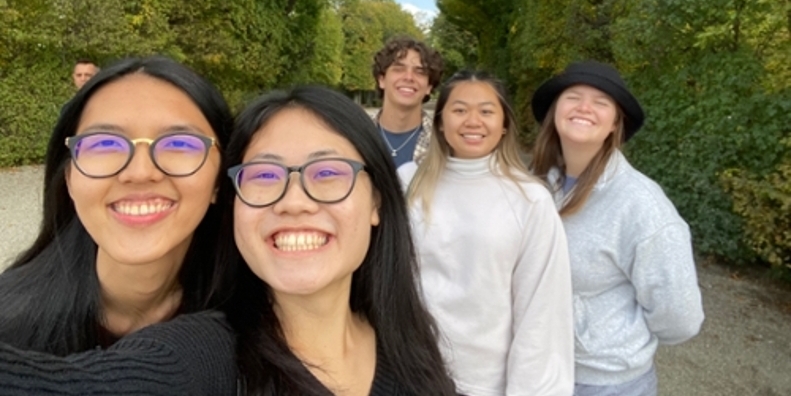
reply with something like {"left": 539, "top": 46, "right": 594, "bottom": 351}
{"left": 372, "top": 36, "right": 443, "bottom": 103}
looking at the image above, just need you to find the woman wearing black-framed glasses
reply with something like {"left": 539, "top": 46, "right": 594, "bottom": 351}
{"left": 217, "top": 86, "right": 457, "bottom": 395}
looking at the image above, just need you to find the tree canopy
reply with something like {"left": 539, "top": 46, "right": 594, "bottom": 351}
{"left": 0, "top": 0, "right": 423, "bottom": 164}
{"left": 434, "top": 0, "right": 791, "bottom": 273}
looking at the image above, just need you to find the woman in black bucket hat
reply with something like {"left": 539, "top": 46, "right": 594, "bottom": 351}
{"left": 530, "top": 60, "right": 705, "bottom": 396}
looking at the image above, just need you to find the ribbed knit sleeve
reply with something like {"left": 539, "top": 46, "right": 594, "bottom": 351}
{"left": 0, "top": 310, "right": 236, "bottom": 395}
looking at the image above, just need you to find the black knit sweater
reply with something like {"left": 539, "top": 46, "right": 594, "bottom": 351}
{"left": 0, "top": 310, "right": 237, "bottom": 395}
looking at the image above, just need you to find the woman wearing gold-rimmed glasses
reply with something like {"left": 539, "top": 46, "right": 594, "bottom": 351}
{"left": 0, "top": 56, "right": 236, "bottom": 395}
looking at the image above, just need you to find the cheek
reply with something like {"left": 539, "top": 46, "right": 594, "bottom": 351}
{"left": 440, "top": 113, "right": 460, "bottom": 132}
{"left": 233, "top": 201, "right": 254, "bottom": 237}
{"left": 233, "top": 203, "right": 260, "bottom": 260}
{"left": 553, "top": 107, "right": 566, "bottom": 126}
{"left": 605, "top": 110, "right": 619, "bottom": 130}
{"left": 66, "top": 170, "right": 98, "bottom": 208}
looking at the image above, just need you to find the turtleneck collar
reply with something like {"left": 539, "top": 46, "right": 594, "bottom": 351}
{"left": 445, "top": 154, "right": 494, "bottom": 177}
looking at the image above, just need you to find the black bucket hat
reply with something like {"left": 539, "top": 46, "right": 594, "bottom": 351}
{"left": 531, "top": 60, "right": 645, "bottom": 141}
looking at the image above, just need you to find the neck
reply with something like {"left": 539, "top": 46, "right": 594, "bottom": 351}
{"left": 97, "top": 250, "right": 184, "bottom": 336}
{"left": 378, "top": 102, "right": 423, "bottom": 133}
{"left": 273, "top": 282, "right": 376, "bottom": 395}
{"left": 561, "top": 141, "right": 603, "bottom": 177}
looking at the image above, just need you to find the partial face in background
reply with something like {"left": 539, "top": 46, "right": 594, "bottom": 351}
{"left": 440, "top": 81, "right": 505, "bottom": 159}
{"left": 377, "top": 49, "right": 433, "bottom": 109}
{"left": 233, "top": 107, "right": 380, "bottom": 300}
{"left": 66, "top": 73, "right": 220, "bottom": 270}
{"left": 72, "top": 62, "right": 98, "bottom": 89}
{"left": 553, "top": 84, "right": 618, "bottom": 150}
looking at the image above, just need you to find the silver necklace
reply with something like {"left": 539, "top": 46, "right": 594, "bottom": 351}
{"left": 378, "top": 124, "right": 422, "bottom": 157}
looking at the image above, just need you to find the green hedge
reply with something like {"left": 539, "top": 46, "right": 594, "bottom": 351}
{"left": 0, "top": 62, "right": 72, "bottom": 167}
{"left": 625, "top": 52, "right": 791, "bottom": 263}
{"left": 722, "top": 138, "right": 791, "bottom": 279}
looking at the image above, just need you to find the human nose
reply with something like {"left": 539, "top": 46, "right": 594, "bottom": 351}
{"left": 576, "top": 97, "right": 594, "bottom": 112}
{"left": 272, "top": 172, "right": 319, "bottom": 215}
{"left": 463, "top": 110, "right": 483, "bottom": 127}
{"left": 117, "top": 141, "right": 164, "bottom": 183}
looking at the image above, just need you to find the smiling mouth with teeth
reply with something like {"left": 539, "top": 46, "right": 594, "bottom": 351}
{"left": 274, "top": 232, "right": 329, "bottom": 252}
{"left": 112, "top": 199, "right": 174, "bottom": 216}
{"left": 570, "top": 117, "right": 594, "bottom": 126}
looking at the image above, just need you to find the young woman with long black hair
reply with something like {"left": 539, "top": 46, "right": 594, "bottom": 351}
{"left": 221, "top": 85, "right": 457, "bottom": 395}
{"left": 0, "top": 56, "right": 237, "bottom": 395}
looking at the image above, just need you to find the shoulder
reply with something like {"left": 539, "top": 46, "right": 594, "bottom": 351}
{"left": 421, "top": 111, "right": 433, "bottom": 129}
{"left": 501, "top": 171, "right": 555, "bottom": 206}
{"left": 597, "top": 155, "right": 689, "bottom": 236}
{"left": 614, "top": 161, "right": 681, "bottom": 216}
{"left": 112, "top": 310, "right": 237, "bottom": 394}
{"left": 117, "top": 310, "right": 233, "bottom": 348}
{"left": 397, "top": 161, "right": 418, "bottom": 188}
{"left": 111, "top": 310, "right": 235, "bottom": 369}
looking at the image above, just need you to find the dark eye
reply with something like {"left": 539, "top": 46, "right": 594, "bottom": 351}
{"left": 253, "top": 171, "right": 280, "bottom": 180}
{"left": 313, "top": 168, "right": 342, "bottom": 179}
{"left": 158, "top": 135, "right": 204, "bottom": 152}
{"left": 92, "top": 139, "right": 122, "bottom": 148}
{"left": 79, "top": 134, "right": 127, "bottom": 153}
{"left": 240, "top": 164, "right": 286, "bottom": 185}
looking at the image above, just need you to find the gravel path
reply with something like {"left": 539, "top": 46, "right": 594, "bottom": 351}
{"left": 0, "top": 165, "right": 43, "bottom": 267}
{"left": 1, "top": 164, "right": 789, "bottom": 395}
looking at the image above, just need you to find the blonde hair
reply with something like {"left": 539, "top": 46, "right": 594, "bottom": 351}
{"left": 406, "top": 70, "right": 537, "bottom": 216}
{"left": 530, "top": 99, "right": 625, "bottom": 216}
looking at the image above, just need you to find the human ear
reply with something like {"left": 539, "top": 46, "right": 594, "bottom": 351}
{"left": 370, "top": 191, "right": 381, "bottom": 227}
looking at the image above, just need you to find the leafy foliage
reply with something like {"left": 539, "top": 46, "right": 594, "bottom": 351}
{"left": 722, "top": 138, "right": 791, "bottom": 279}
{"left": 428, "top": 13, "right": 477, "bottom": 78}
{"left": 435, "top": 0, "right": 791, "bottom": 269}
{"left": 437, "top": 0, "right": 514, "bottom": 79}
{"left": 0, "top": 0, "right": 423, "bottom": 165}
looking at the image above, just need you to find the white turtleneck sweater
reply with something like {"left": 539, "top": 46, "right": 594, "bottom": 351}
{"left": 399, "top": 156, "right": 574, "bottom": 396}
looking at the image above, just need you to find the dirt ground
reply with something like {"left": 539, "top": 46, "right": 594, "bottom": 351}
{"left": 655, "top": 258, "right": 791, "bottom": 395}
{"left": 1, "top": 165, "right": 790, "bottom": 395}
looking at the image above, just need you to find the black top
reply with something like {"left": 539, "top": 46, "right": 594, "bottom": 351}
{"left": 0, "top": 310, "right": 237, "bottom": 395}
{"left": 369, "top": 353, "right": 411, "bottom": 396}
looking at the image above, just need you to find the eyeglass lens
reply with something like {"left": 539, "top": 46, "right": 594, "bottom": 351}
{"left": 235, "top": 160, "right": 358, "bottom": 206}
{"left": 71, "top": 133, "right": 210, "bottom": 177}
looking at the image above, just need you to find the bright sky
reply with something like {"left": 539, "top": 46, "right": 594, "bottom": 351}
{"left": 395, "top": 0, "right": 438, "bottom": 16}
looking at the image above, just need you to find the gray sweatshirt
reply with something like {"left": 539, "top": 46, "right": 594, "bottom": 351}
{"left": 549, "top": 150, "right": 704, "bottom": 386}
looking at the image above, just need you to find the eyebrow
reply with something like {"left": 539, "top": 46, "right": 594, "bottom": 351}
{"left": 450, "top": 100, "right": 497, "bottom": 106}
{"left": 249, "top": 149, "right": 340, "bottom": 162}
{"left": 78, "top": 123, "right": 209, "bottom": 136}
{"left": 565, "top": 89, "right": 612, "bottom": 100}
{"left": 392, "top": 60, "right": 425, "bottom": 69}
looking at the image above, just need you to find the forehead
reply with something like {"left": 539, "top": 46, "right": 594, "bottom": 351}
{"left": 74, "top": 63, "right": 97, "bottom": 73}
{"left": 447, "top": 81, "right": 501, "bottom": 105}
{"left": 77, "top": 74, "right": 214, "bottom": 137}
{"left": 243, "top": 107, "right": 362, "bottom": 163}
{"left": 562, "top": 84, "right": 614, "bottom": 100}
{"left": 392, "top": 49, "right": 424, "bottom": 67}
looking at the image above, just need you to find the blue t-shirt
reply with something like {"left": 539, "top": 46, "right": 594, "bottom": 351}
{"left": 380, "top": 126, "right": 422, "bottom": 168}
{"left": 562, "top": 175, "right": 578, "bottom": 194}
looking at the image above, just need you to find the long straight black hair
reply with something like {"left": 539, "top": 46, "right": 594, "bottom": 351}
{"left": 219, "top": 86, "right": 456, "bottom": 395}
{"left": 0, "top": 56, "right": 234, "bottom": 355}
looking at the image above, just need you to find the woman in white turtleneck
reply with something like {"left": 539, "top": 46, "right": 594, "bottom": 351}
{"left": 398, "top": 70, "right": 574, "bottom": 396}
